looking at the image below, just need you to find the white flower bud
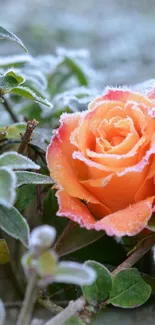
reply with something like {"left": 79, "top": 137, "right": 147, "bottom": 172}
{"left": 30, "top": 225, "right": 56, "bottom": 253}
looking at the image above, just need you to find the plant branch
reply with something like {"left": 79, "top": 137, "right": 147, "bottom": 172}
{"left": 1, "top": 95, "right": 19, "bottom": 123}
{"left": 17, "top": 273, "right": 38, "bottom": 325}
{"left": 18, "top": 119, "right": 39, "bottom": 154}
{"left": 38, "top": 297, "right": 63, "bottom": 315}
{"left": 43, "top": 297, "right": 85, "bottom": 325}
{"left": 112, "top": 233, "right": 155, "bottom": 277}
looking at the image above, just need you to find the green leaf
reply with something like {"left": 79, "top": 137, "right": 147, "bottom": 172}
{"left": 37, "top": 250, "right": 57, "bottom": 277}
{"left": 82, "top": 261, "right": 112, "bottom": 306}
{"left": 55, "top": 261, "right": 96, "bottom": 286}
{"left": 0, "top": 239, "right": 10, "bottom": 264}
{"left": 6, "top": 70, "right": 25, "bottom": 84}
{"left": 55, "top": 222, "right": 104, "bottom": 257}
{"left": 10, "top": 86, "right": 53, "bottom": 107}
{"left": 0, "top": 167, "right": 16, "bottom": 207}
{"left": 0, "top": 152, "right": 40, "bottom": 170}
{"left": 15, "top": 184, "right": 36, "bottom": 211}
{"left": 0, "top": 123, "right": 26, "bottom": 139}
{"left": 109, "top": 268, "right": 151, "bottom": 308}
{"left": 141, "top": 273, "right": 155, "bottom": 296}
{"left": 16, "top": 171, "right": 53, "bottom": 187}
{"left": 0, "top": 75, "right": 19, "bottom": 93}
{"left": 0, "top": 70, "right": 24, "bottom": 94}
{"left": 0, "top": 26, "right": 27, "bottom": 52}
{"left": 0, "top": 54, "right": 31, "bottom": 68}
{"left": 0, "top": 205, "right": 29, "bottom": 247}
{"left": 64, "top": 316, "right": 85, "bottom": 325}
{"left": 64, "top": 57, "right": 88, "bottom": 86}
{"left": 0, "top": 299, "right": 5, "bottom": 325}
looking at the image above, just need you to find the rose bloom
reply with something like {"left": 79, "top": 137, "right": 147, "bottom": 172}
{"left": 47, "top": 86, "right": 155, "bottom": 237}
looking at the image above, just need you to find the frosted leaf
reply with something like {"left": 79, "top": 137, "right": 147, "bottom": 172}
{"left": 54, "top": 261, "right": 96, "bottom": 286}
{"left": 0, "top": 54, "right": 32, "bottom": 68}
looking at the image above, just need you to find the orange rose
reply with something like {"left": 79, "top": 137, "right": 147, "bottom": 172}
{"left": 47, "top": 87, "right": 155, "bottom": 237}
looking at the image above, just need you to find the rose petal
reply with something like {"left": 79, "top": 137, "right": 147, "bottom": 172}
{"left": 56, "top": 189, "right": 96, "bottom": 229}
{"left": 104, "top": 132, "right": 139, "bottom": 155}
{"left": 102, "top": 88, "right": 153, "bottom": 106}
{"left": 81, "top": 169, "right": 148, "bottom": 212}
{"left": 135, "top": 156, "right": 155, "bottom": 202}
{"left": 47, "top": 113, "right": 98, "bottom": 203}
{"left": 86, "top": 135, "right": 146, "bottom": 168}
{"left": 105, "top": 106, "right": 127, "bottom": 120}
{"left": 81, "top": 101, "right": 124, "bottom": 147}
{"left": 73, "top": 150, "right": 117, "bottom": 179}
{"left": 118, "top": 137, "right": 155, "bottom": 177}
{"left": 95, "top": 197, "right": 154, "bottom": 236}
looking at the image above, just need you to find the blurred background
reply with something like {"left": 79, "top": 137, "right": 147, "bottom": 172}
{"left": 1, "top": 0, "right": 155, "bottom": 86}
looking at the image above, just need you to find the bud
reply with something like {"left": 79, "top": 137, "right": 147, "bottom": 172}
{"left": 29, "top": 225, "right": 56, "bottom": 254}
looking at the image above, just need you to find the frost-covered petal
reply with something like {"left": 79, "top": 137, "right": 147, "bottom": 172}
{"left": 102, "top": 88, "right": 153, "bottom": 106}
{"left": 56, "top": 189, "right": 96, "bottom": 229}
{"left": 95, "top": 197, "right": 154, "bottom": 236}
{"left": 47, "top": 113, "right": 98, "bottom": 203}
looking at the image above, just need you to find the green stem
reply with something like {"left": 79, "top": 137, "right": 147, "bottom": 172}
{"left": 17, "top": 273, "right": 38, "bottom": 325}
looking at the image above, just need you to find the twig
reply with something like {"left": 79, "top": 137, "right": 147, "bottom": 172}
{"left": 17, "top": 273, "right": 38, "bottom": 325}
{"left": 18, "top": 119, "right": 39, "bottom": 154}
{"left": 43, "top": 297, "right": 85, "bottom": 325}
{"left": 38, "top": 298, "right": 63, "bottom": 315}
{"left": 111, "top": 233, "right": 155, "bottom": 277}
{"left": 36, "top": 185, "right": 43, "bottom": 215}
{"left": 0, "top": 95, "right": 19, "bottom": 123}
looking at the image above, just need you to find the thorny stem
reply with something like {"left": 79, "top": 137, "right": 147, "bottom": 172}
{"left": 1, "top": 95, "right": 19, "bottom": 123}
{"left": 17, "top": 272, "right": 38, "bottom": 325}
{"left": 18, "top": 119, "right": 39, "bottom": 154}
